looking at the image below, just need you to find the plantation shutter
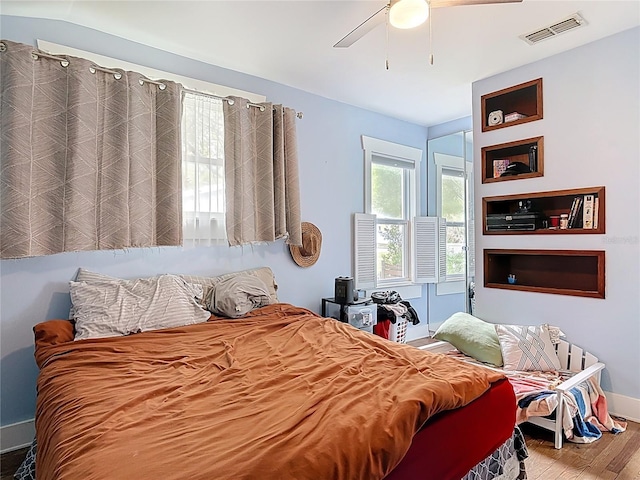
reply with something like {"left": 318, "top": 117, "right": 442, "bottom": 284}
{"left": 467, "top": 219, "right": 475, "bottom": 278}
{"left": 438, "top": 217, "right": 447, "bottom": 283}
{"left": 413, "top": 217, "right": 440, "bottom": 283}
{"left": 354, "top": 213, "right": 376, "bottom": 289}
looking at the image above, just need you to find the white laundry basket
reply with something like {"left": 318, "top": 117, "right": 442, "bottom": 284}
{"left": 389, "top": 318, "right": 408, "bottom": 343}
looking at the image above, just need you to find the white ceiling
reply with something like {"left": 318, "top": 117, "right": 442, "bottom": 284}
{"left": 3, "top": 1, "right": 639, "bottom": 126}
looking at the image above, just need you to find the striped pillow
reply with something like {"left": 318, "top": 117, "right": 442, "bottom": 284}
{"left": 495, "top": 324, "right": 561, "bottom": 372}
{"left": 70, "top": 274, "right": 211, "bottom": 340}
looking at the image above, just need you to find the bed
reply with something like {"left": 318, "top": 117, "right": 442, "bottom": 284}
{"left": 25, "top": 269, "right": 527, "bottom": 480}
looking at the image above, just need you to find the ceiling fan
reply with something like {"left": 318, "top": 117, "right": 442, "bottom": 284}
{"left": 334, "top": 0, "right": 523, "bottom": 58}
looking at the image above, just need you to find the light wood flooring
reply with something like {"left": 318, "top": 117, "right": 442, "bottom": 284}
{"left": 521, "top": 421, "right": 640, "bottom": 479}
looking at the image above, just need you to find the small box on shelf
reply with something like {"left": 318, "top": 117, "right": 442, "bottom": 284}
{"left": 493, "top": 159, "right": 510, "bottom": 178}
{"left": 504, "top": 112, "right": 527, "bottom": 122}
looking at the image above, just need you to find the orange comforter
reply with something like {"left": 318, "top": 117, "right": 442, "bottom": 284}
{"left": 34, "top": 304, "right": 504, "bottom": 480}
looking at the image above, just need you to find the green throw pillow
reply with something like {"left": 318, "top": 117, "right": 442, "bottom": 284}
{"left": 433, "top": 312, "right": 503, "bottom": 366}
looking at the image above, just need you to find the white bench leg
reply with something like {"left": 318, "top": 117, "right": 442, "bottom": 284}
{"left": 554, "top": 392, "right": 564, "bottom": 449}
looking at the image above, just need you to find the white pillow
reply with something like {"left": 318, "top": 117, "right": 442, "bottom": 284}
{"left": 71, "top": 274, "right": 211, "bottom": 340}
{"left": 495, "top": 324, "right": 561, "bottom": 372}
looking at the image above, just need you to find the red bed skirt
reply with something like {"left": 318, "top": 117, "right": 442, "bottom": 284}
{"left": 387, "top": 378, "right": 516, "bottom": 480}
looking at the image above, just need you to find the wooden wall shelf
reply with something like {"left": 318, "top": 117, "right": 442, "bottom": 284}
{"left": 481, "top": 136, "right": 543, "bottom": 183}
{"left": 484, "top": 249, "right": 605, "bottom": 298}
{"left": 481, "top": 79, "right": 543, "bottom": 132}
{"left": 482, "top": 186, "right": 605, "bottom": 235}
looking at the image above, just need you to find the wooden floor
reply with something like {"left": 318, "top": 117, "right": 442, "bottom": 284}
{"left": 0, "top": 446, "right": 28, "bottom": 480}
{"left": 521, "top": 421, "right": 640, "bottom": 479}
{"left": 2, "top": 422, "right": 637, "bottom": 479}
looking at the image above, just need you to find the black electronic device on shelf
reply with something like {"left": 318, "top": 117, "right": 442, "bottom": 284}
{"left": 486, "top": 212, "right": 545, "bottom": 231}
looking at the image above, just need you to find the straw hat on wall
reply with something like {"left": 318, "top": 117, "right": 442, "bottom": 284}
{"left": 289, "top": 222, "right": 322, "bottom": 267}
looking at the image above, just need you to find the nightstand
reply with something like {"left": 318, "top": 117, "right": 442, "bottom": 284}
{"left": 321, "top": 297, "right": 376, "bottom": 333}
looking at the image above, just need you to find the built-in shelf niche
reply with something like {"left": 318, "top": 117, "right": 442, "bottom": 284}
{"left": 481, "top": 78, "right": 543, "bottom": 132}
{"left": 481, "top": 136, "right": 543, "bottom": 183}
{"left": 484, "top": 249, "right": 605, "bottom": 298}
{"left": 482, "top": 186, "right": 605, "bottom": 235}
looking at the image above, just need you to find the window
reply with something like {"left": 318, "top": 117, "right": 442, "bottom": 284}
{"left": 434, "top": 152, "right": 472, "bottom": 294}
{"left": 358, "top": 136, "right": 422, "bottom": 288}
{"left": 440, "top": 167, "right": 465, "bottom": 279}
{"left": 181, "top": 92, "right": 227, "bottom": 245}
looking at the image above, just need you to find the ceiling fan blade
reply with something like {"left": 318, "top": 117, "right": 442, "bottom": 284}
{"left": 430, "top": 0, "right": 522, "bottom": 7}
{"left": 333, "top": 5, "right": 388, "bottom": 48}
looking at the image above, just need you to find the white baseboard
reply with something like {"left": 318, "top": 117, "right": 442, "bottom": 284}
{"left": 0, "top": 419, "right": 35, "bottom": 453}
{"left": 604, "top": 391, "right": 640, "bottom": 423}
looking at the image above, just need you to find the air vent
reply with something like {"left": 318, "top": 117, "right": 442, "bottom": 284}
{"left": 520, "top": 13, "right": 587, "bottom": 45}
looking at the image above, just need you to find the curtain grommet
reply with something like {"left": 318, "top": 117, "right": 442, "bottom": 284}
{"left": 90, "top": 66, "right": 96, "bottom": 74}
{"left": 31, "top": 52, "right": 39, "bottom": 60}
{"left": 60, "top": 60, "right": 69, "bottom": 68}
{"left": 0, "top": 42, "right": 6, "bottom": 53}
{"left": 159, "top": 83, "right": 166, "bottom": 91}
{"left": 113, "top": 72, "right": 122, "bottom": 80}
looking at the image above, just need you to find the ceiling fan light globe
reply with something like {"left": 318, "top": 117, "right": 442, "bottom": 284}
{"left": 389, "top": 0, "right": 429, "bottom": 29}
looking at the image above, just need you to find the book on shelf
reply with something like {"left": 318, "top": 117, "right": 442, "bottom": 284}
{"left": 493, "top": 159, "right": 510, "bottom": 178}
{"left": 593, "top": 197, "right": 599, "bottom": 229}
{"left": 583, "top": 194, "right": 595, "bottom": 229}
{"left": 528, "top": 145, "right": 538, "bottom": 172}
{"left": 568, "top": 196, "right": 583, "bottom": 228}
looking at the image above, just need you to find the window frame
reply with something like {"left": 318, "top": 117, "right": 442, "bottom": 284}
{"left": 434, "top": 152, "right": 472, "bottom": 295}
{"left": 362, "top": 136, "right": 422, "bottom": 288}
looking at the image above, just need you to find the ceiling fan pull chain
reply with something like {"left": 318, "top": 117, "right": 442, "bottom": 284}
{"left": 428, "top": 1, "right": 434, "bottom": 65}
{"left": 385, "top": 5, "right": 390, "bottom": 70}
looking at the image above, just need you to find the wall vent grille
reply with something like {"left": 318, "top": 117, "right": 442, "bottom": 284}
{"left": 521, "top": 13, "right": 587, "bottom": 45}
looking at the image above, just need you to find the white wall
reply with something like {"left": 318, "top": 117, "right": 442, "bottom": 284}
{"left": 472, "top": 27, "right": 640, "bottom": 401}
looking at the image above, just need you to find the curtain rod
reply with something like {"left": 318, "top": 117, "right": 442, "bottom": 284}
{"left": 183, "top": 88, "right": 304, "bottom": 119}
{"left": 24, "top": 47, "right": 303, "bottom": 119}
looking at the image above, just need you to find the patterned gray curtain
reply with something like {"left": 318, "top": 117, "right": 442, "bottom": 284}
{"left": 223, "top": 96, "right": 302, "bottom": 247}
{"left": 0, "top": 40, "right": 182, "bottom": 259}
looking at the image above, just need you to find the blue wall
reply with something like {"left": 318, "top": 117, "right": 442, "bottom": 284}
{"left": 0, "top": 15, "right": 439, "bottom": 426}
